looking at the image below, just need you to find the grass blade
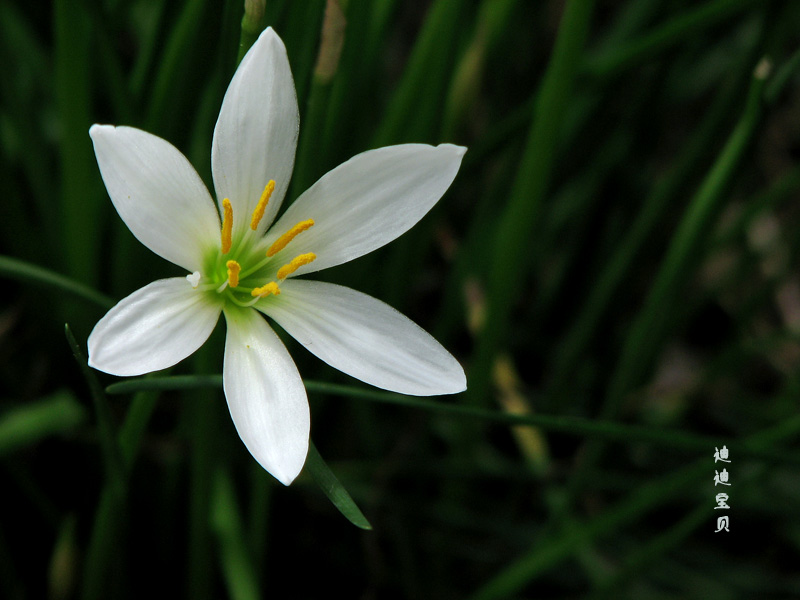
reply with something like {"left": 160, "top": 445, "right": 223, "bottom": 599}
{"left": 305, "top": 441, "right": 372, "bottom": 530}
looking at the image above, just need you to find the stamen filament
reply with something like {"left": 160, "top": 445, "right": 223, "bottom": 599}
{"left": 226, "top": 260, "right": 241, "bottom": 288}
{"left": 251, "top": 282, "right": 281, "bottom": 298}
{"left": 277, "top": 253, "right": 316, "bottom": 280}
{"left": 226, "top": 289, "right": 260, "bottom": 308}
{"left": 267, "top": 219, "right": 315, "bottom": 257}
{"left": 251, "top": 180, "right": 275, "bottom": 230}
{"left": 221, "top": 198, "right": 233, "bottom": 254}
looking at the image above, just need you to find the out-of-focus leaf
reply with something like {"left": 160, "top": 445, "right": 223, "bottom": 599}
{"left": 0, "top": 392, "right": 85, "bottom": 456}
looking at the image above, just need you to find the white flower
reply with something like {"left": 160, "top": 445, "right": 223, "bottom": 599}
{"left": 87, "top": 28, "right": 466, "bottom": 485}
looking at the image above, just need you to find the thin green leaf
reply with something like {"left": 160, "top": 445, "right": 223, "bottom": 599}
{"left": 64, "top": 324, "right": 124, "bottom": 489}
{"left": 106, "top": 374, "right": 223, "bottom": 394}
{"left": 0, "top": 392, "right": 85, "bottom": 457}
{"left": 0, "top": 255, "right": 115, "bottom": 309}
{"left": 103, "top": 375, "right": 800, "bottom": 463}
{"left": 604, "top": 58, "right": 770, "bottom": 420}
{"left": 211, "top": 468, "right": 261, "bottom": 600}
{"left": 584, "top": 0, "right": 760, "bottom": 79}
{"left": 469, "top": 0, "right": 596, "bottom": 405}
{"left": 81, "top": 391, "right": 158, "bottom": 600}
{"left": 470, "top": 413, "right": 800, "bottom": 600}
{"left": 305, "top": 441, "right": 372, "bottom": 530}
{"left": 55, "top": 0, "right": 99, "bottom": 286}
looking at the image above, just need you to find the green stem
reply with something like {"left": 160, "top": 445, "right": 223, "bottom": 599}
{"left": 54, "top": 0, "right": 97, "bottom": 286}
{"left": 605, "top": 59, "right": 770, "bottom": 421}
{"left": 583, "top": 0, "right": 760, "bottom": 79}
{"left": 469, "top": 0, "right": 596, "bottom": 406}
{"left": 590, "top": 504, "right": 710, "bottom": 597}
{"left": 211, "top": 468, "right": 261, "bottom": 600}
{"left": 105, "top": 375, "right": 800, "bottom": 464}
{"left": 291, "top": 0, "right": 346, "bottom": 197}
{"left": 64, "top": 325, "right": 124, "bottom": 491}
{"left": 0, "top": 393, "right": 85, "bottom": 457}
{"left": 568, "top": 58, "right": 771, "bottom": 502}
{"left": 544, "top": 27, "right": 762, "bottom": 404}
{"left": 469, "top": 412, "right": 800, "bottom": 600}
{"left": 371, "top": 0, "right": 466, "bottom": 146}
{"left": 80, "top": 391, "right": 158, "bottom": 600}
{"left": 237, "top": 0, "right": 265, "bottom": 65}
{"left": 0, "top": 255, "right": 115, "bottom": 309}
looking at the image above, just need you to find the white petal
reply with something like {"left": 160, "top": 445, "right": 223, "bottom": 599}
{"left": 90, "top": 125, "right": 221, "bottom": 272}
{"left": 223, "top": 307, "right": 309, "bottom": 485}
{"left": 260, "top": 280, "right": 466, "bottom": 396}
{"left": 262, "top": 143, "right": 465, "bottom": 275}
{"left": 212, "top": 27, "right": 299, "bottom": 237}
{"left": 88, "top": 278, "right": 221, "bottom": 376}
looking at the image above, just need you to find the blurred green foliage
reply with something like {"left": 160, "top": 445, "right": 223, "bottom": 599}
{"left": 2, "top": 0, "right": 800, "bottom": 598}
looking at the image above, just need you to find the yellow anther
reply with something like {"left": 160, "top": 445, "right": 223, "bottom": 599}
{"left": 267, "top": 219, "right": 315, "bottom": 257}
{"left": 250, "top": 180, "right": 275, "bottom": 230}
{"left": 277, "top": 253, "right": 316, "bottom": 280}
{"left": 221, "top": 198, "right": 233, "bottom": 254}
{"left": 251, "top": 282, "right": 281, "bottom": 298}
{"left": 226, "top": 260, "right": 241, "bottom": 288}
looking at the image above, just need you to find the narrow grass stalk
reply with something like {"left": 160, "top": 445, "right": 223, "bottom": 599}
{"left": 80, "top": 391, "right": 158, "bottom": 599}
{"left": 80, "top": 487, "right": 125, "bottom": 600}
{"left": 306, "top": 441, "right": 372, "bottom": 530}
{"left": 545, "top": 31, "right": 763, "bottom": 403}
{"left": 144, "top": 0, "right": 207, "bottom": 131}
{"left": 590, "top": 504, "right": 710, "bottom": 597}
{"left": 559, "top": 59, "right": 771, "bottom": 504}
{"left": 469, "top": 412, "right": 800, "bottom": 600}
{"left": 105, "top": 375, "right": 800, "bottom": 464}
{"left": 290, "top": 0, "right": 346, "bottom": 198}
{"left": 65, "top": 325, "right": 124, "bottom": 491}
{"left": 372, "top": 0, "right": 466, "bottom": 146}
{"left": 604, "top": 59, "right": 770, "bottom": 420}
{"left": 470, "top": 460, "right": 707, "bottom": 600}
{"left": 54, "top": 0, "right": 97, "bottom": 286}
{"left": 441, "top": 0, "right": 516, "bottom": 139}
{"left": 247, "top": 464, "right": 272, "bottom": 584}
{"left": 238, "top": 0, "right": 265, "bottom": 64}
{"left": 0, "top": 2, "right": 56, "bottom": 247}
{"left": 320, "top": 1, "right": 395, "bottom": 164}
{"left": 211, "top": 468, "right": 261, "bottom": 600}
{"left": 584, "top": 0, "right": 760, "bottom": 79}
{"left": 469, "top": 0, "right": 596, "bottom": 405}
{"left": 0, "top": 392, "right": 85, "bottom": 457}
{"left": 0, "top": 255, "right": 116, "bottom": 309}
{"left": 187, "top": 346, "right": 219, "bottom": 600}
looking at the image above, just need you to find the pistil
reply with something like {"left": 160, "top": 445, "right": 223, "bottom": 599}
{"left": 226, "top": 260, "right": 241, "bottom": 287}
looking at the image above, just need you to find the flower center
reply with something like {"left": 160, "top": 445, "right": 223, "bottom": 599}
{"left": 189, "top": 180, "right": 317, "bottom": 307}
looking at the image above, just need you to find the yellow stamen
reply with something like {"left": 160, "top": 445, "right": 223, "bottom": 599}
{"left": 251, "top": 282, "right": 281, "bottom": 298}
{"left": 221, "top": 198, "right": 233, "bottom": 254}
{"left": 277, "top": 253, "right": 316, "bottom": 280}
{"left": 250, "top": 180, "right": 276, "bottom": 230}
{"left": 226, "top": 260, "right": 241, "bottom": 288}
{"left": 266, "top": 219, "right": 315, "bottom": 257}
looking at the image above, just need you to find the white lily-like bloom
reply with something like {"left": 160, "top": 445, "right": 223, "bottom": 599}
{"left": 87, "top": 28, "right": 466, "bottom": 485}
